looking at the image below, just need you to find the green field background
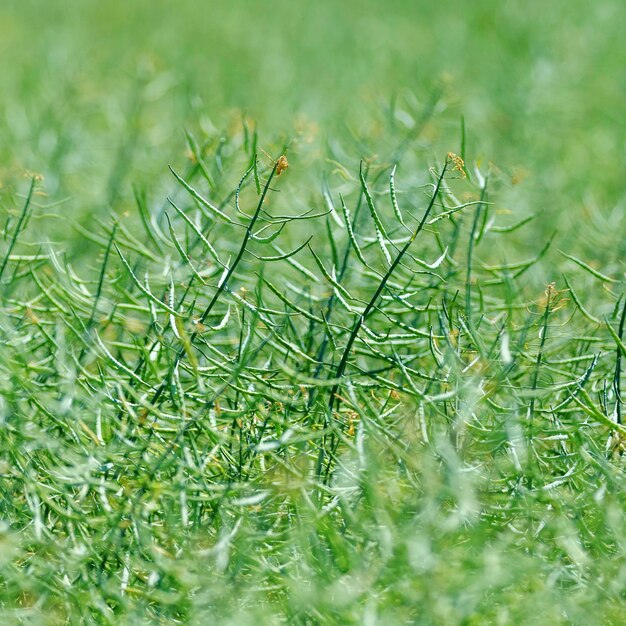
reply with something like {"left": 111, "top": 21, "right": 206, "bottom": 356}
{"left": 2, "top": 0, "right": 624, "bottom": 214}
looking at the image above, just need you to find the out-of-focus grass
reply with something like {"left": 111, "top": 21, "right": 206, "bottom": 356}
{"left": 1, "top": 0, "right": 625, "bottom": 208}
{"left": 1, "top": 2, "right": 626, "bottom": 625}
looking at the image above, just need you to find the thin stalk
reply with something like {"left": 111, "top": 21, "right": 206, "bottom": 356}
{"left": 149, "top": 157, "right": 278, "bottom": 406}
{"left": 613, "top": 295, "right": 626, "bottom": 424}
{"left": 0, "top": 178, "right": 36, "bottom": 284}
{"left": 465, "top": 180, "right": 488, "bottom": 327}
{"left": 317, "top": 158, "right": 449, "bottom": 478}
{"left": 526, "top": 285, "right": 553, "bottom": 491}
{"left": 529, "top": 286, "right": 553, "bottom": 422}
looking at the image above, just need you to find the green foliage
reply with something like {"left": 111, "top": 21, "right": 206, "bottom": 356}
{"left": 1, "top": 121, "right": 625, "bottom": 624}
{"left": 1, "top": 2, "right": 626, "bottom": 624}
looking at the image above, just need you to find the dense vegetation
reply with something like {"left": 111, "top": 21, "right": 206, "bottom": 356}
{"left": 1, "top": 1, "right": 625, "bottom": 624}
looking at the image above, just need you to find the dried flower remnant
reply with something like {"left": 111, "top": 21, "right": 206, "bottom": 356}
{"left": 447, "top": 152, "right": 466, "bottom": 178}
{"left": 276, "top": 155, "right": 289, "bottom": 176}
{"left": 538, "top": 282, "right": 569, "bottom": 313}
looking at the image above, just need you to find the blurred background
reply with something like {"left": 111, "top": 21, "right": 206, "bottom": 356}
{"left": 1, "top": 0, "right": 625, "bottom": 248}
